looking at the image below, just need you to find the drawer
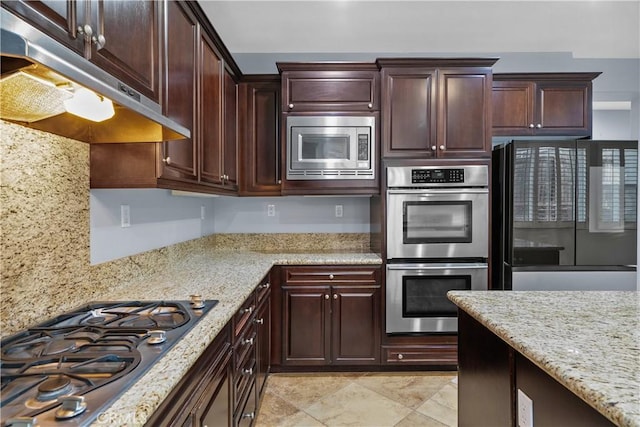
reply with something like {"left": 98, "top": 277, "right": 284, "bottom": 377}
{"left": 234, "top": 356, "right": 256, "bottom": 407}
{"left": 383, "top": 345, "right": 458, "bottom": 365}
{"left": 234, "top": 292, "right": 256, "bottom": 337}
{"left": 283, "top": 266, "right": 380, "bottom": 285}
{"left": 235, "top": 382, "right": 257, "bottom": 427}
{"left": 234, "top": 323, "right": 257, "bottom": 369}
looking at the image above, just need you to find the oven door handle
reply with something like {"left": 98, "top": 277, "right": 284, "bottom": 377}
{"left": 387, "top": 188, "right": 488, "bottom": 195}
{"left": 386, "top": 263, "right": 488, "bottom": 270}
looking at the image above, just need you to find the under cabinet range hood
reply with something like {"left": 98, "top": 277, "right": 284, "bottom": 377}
{"left": 0, "top": 8, "right": 190, "bottom": 143}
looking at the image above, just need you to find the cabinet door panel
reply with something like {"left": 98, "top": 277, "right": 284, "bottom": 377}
{"left": 161, "top": 1, "right": 197, "bottom": 182}
{"left": 4, "top": 0, "right": 86, "bottom": 54}
{"left": 90, "top": 0, "right": 159, "bottom": 101}
{"left": 282, "top": 285, "right": 330, "bottom": 365}
{"left": 382, "top": 70, "right": 436, "bottom": 157}
{"left": 199, "top": 33, "right": 223, "bottom": 186}
{"left": 332, "top": 286, "right": 380, "bottom": 364}
{"left": 536, "top": 83, "right": 591, "bottom": 134}
{"left": 223, "top": 70, "right": 238, "bottom": 189}
{"left": 439, "top": 71, "right": 491, "bottom": 157}
{"left": 492, "top": 81, "right": 535, "bottom": 135}
{"left": 239, "top": 80, "right": 281, "bottom": 195}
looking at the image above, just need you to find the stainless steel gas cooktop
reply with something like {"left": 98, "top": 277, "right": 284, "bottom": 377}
{"left": 1, "top": 297, "right": 217, "bottom": 426}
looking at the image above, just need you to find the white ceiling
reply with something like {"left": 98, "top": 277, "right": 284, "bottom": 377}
{"left": 200, "top": 1, "right": 640, "bottom": 59}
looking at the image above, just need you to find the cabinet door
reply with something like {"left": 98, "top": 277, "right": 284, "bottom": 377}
{"left": 255, "top": 292, "right": 271, "bottom": 398}
{"left": 160, "top": 1, "right": 197, "bottom": 182}
{"left": 199, "top": 31, "right": 224, "bottom": 186}
{"left": 223, "top": 69, "right": 238, "bottom": 190}
{"left": 381, "top": 68, "right": 437, "bottom": 158}
{"left": 191, "top": 350, "right": 232, "bottom": 427}
{"left": 3, "top": 0, "right": 86, "bottom": 54}
{"left": 239, "top": 79, "right": 281, "bottom": 196}
{"left": 492, "top": 80, "right": 535, "bottom": 136}
{"left": 282, "top": 285, "right": 331, "bottom": 365}
{"left": 89, "top": 0, "right": 160, "bottom": 102}
{"left": 535, "top": 81, "right": 592, "bottom": 136}
{"left": 331, "top": 285, "right": 380, "bottom": 364}
{"left": 438, "top": 69, "right": 492, "bottom": 158}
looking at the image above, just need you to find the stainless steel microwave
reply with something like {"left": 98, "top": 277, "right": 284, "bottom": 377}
{"left": 286, "top": 116, "right": 375, "bottom": 180}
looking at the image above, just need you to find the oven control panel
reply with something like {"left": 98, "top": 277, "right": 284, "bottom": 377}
{"left": 411, "top": 168, "right": 464, "bottom": 184}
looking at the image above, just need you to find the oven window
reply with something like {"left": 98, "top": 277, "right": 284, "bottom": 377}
{"left": 402, "top": 275, "right": 469, "bottom": 317}
{"left": 300, "top": 134, "right": 350, "bottom": 160}
{"left": 403, "top": 201, "right": 472, "bottom": 243}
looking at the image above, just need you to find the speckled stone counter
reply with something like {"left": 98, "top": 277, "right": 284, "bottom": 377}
{"left": 448, "top": 291, "right": 640, "bottom": 427}
{"left": 91, "top": 249, "right": 381, "bottom": 426}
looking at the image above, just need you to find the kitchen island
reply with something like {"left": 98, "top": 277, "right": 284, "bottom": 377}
{"left": 90, "top": 249, "right": 381, "bottom": 426}
{"left": 448, "top": 290, "right": 639, "bottom": 427}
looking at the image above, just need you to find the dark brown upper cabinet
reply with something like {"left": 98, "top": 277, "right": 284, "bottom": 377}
{"left": 90, "top": 1, "right": 239, "bottom": 195}
{"left": 278, "top": 63, "right": 380, "bottom": 112}
{"left": 239, "top": 76, "right": 282, "bottom": 196}
{"left": 378, "top": 58, "right": 497, "bottom": 159}
{"left": 3, "top": 0, "right": 161, "bottom": 102}
{"left": 492, "top": 73, "right": 601, "bottom": 137}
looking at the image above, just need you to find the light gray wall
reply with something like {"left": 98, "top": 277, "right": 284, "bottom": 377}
{"left": 90, "top": 189, "right": 216, "bottom": 264}
{"left": 212, "top": 196, "right": 370, "bottom": 233}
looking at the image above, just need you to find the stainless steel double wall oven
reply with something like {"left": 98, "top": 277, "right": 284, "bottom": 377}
{"left": 386, "top": 165, "right": 489, "bottom": 334}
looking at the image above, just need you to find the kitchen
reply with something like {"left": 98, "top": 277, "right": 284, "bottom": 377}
{"left": 1, "top": 1, "right": 638, "bottom": 426}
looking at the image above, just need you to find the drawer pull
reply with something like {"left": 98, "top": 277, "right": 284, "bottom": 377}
{"left": 397, "top": 353, "right": 404, "bottom": 360}
{"left": 242, "top": 367, "right": 254, "bottom": 376}
{"left": 261, "top": 282, "right": 270, "bottom": 289}
{"left": 324, "top": 294, "right": 329, "bottom": 300}
{"left": 242, "top": 412, "right": 255, "bottom": 420}
{"left": 242, "top": 337, "right": 254, "bottom": 346}
{"left": 241, "top": 306, "right": 254, "bottom": 315}
{"left": 329, "top": 274, "right": 334, "bottom": 280}
{"left": 253, "top": 318, "right": 264, "bottom": 325}
{"left": 333, "top": 294, "right": 338, "bottom": 299}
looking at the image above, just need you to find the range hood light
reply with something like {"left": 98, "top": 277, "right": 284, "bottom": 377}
{"left": 63, "top": 88, "right": 115, "bottom": 122}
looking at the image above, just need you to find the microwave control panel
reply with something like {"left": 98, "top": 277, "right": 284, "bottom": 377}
{"left": 411, "top": 168, "right": 464, "bottom": 184}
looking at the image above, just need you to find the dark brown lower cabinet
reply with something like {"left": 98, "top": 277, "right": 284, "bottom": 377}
{"left": 458, "top": 309, "right": 615, "bottom": 427}
{"left": 145, "top": 324, "right": 232, "bottom": 427}
{"left": 279, "top": 266, "right": 381, "bottom": 367}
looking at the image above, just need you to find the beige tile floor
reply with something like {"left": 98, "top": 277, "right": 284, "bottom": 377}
{"left": 255, "top": 372, "right": 458, "bottom": 427}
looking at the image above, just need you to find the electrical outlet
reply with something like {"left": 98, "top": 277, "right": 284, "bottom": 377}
{"left": 335, "top": 204, "right": 343, "bottom": 218}
{"left": 267, "top": 204, "right": 276, "bottom": 217}
{"left": 120, "top": 205, "right": 130, "bottom": 228}
{"left": 517, "top": 389, "right": 533, "bottom": 427}
{"left": 200, "top": 205, "right": 206, "bottom": 220}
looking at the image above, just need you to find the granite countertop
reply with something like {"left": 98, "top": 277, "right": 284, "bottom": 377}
{"left": 448, "top": 290, "right": 640, "bottom": 427}
{"left": 92, "top": 249, "right": 381, "bottom": 426}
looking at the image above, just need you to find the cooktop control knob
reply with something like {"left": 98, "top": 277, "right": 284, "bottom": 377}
{"left": 55, "top": 396, "right": 87, "bottom": 419}
{"left": 148, "top": 330, "right": 167, "bottom": 345}
{"left": 6, "top": 418, "right": 39, "bottom": 427}
{"left": 190, "top": 294, "right": 205, "bottom": 309}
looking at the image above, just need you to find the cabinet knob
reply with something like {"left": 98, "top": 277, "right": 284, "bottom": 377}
{"left": 242, "top": 412, "right": 256, "bottom": 420}
{"left": 288, "top": 103, "right": 294, "bottom": 109}
{"left": 439, "top": 145, "right": 445, "bottom": 150}
{"left": 329, "top": 274, "right": 334, "bottom": 280}
{"left": 431, "top": 146, "right": 437, "bottom": 151}
{"left": 277, "top": 179, "right": 282, "bottom": 184}
{"left": 397, "top": 353, "right": 404, "bottom": 360}
{"left": 333, "top": 294, "right": 338, "bottom": 299}
{"left": 241, "top": 306, "right": 254, "bottom": 315}
{"left": 92, "top": 34, "right": 106, "bottom": 48}
{"left": 254, "top": 317, "right": 264, "bottom": 325}
{"left": 261, "top": 282, "right": 270, "bottom": 289}
{"left": 368, "top": 103, "right": 373, "bottom": 109}
{"left": 162, "top": 157, "right": 171, "bottom": 165}
{"left": 242, "top": 337, "right": 254, "bottom": 346}
{"left": 242, "top": 367, "right": 254, "bottom": 376}
{"left": 529, "top": 123, "right": 535, "bottom": 128}
{"left": 536, "top": 123, "right": 543, "bottom": 129}
{"left": 324, "top": 294, "right": 329, "bottom": 300}
{"left": 78, "top": 24, "right": 93, "bottom": 38}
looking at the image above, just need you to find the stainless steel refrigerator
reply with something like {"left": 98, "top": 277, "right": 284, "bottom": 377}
{"left": 492, "top": 140, "right": 637, "bottom": 290}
